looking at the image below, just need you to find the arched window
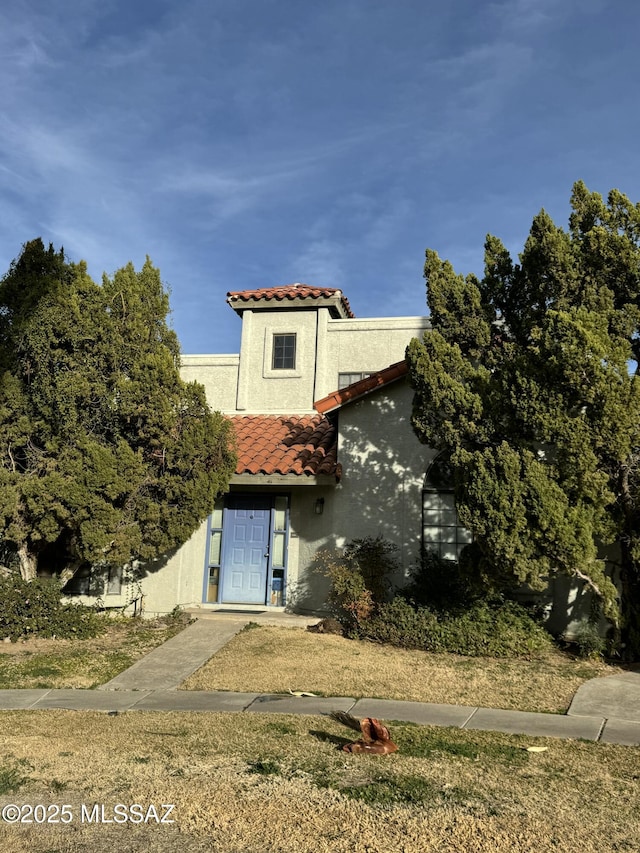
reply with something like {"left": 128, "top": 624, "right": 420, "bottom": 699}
{"left": 422, "top": 454, "right": 472, "bottom": 561}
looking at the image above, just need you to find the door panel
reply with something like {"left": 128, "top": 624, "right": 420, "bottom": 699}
{"left": 221, "top": 502, "right": 271, "bottom": 604}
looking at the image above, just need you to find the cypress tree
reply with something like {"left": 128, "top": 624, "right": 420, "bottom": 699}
{"left": 0, "top": 240, "right": 236, "bottom": 585}
{"left": 407, "top": 183, "right": 640, "bottom": 655}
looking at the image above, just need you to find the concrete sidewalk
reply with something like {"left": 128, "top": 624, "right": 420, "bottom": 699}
{"left": 0, "top": 687, "right": 637, "bottom": 745}
{"left": 0, "top": 614, "right": 638, "bottom": 747}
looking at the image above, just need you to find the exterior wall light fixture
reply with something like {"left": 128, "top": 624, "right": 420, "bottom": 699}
{"left": 314, "top": 497, "right": 325, "bottom": 515}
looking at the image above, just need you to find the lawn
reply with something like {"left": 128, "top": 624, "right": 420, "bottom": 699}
{"left": 0, "top": 613, "right": 191, "bottom": 689}
{"left": 0, "top": 616, "right": 623, "bottom": 713}
{"left": 0, "top": 709, "right": 637, "bottom": 853}
{"left": 0, "top": 620, "right": 635, "bottom": 851}
{"left": 181, "top": 625, "right": 622, "bottom": 713}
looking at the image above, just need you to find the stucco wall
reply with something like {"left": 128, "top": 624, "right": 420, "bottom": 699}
{"left": 135, "top": 381, "right": 431, "bottom": 616}
{"left": 234, "top": 308, "right": 321, "bottom": 412}
{"left": 284, "top": 380, "right": 435, "bottom": 613}
{"left": 184, "top": 308, "right": 431, "bottom": 417}
{"left": 318, "top": 316, "right": 429, "bottom": 401}
{"left": 135, "top": 519, "right": 210, "bottom": 615}
{"left": 181, "top": 355, "right": 240, "bottom": 413}
{"left": 331, "top": 379, "right": 435, "bottom": 583}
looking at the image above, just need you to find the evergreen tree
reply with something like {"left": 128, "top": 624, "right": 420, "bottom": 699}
{"left": 0, "top": 239, "right": 236, "bottom": 585}
{"left": 407, "top": 182, "right": 640, "bottom": 655}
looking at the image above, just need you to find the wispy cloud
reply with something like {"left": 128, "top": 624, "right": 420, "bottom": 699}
{"left": 0, "top": 8, "right": 54, "bottom": 75}
{"left": 488, "top": 0, "right": 555, "bottom": 34}
{"left": 158, "top": 167, "right": 278, "bottom": 222}
{"left": 0, "top": 0, "right": 637, "bottom": 358}
{"left": 286, "top": 239, "right": 346, "bottom": 290}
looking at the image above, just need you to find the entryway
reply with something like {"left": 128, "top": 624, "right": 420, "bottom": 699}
{"left": 204, "top": 494, "right": 289, "bottom": 606}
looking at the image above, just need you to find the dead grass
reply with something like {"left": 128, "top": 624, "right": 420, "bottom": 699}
{"left": 182, "top": 625, "right": 621, "bottom": 713}
{"left": 0, "top": 710, "right": 637, "bottom": 853}
{"left": 0, "top": 614, "right": 191, "bottom": 689}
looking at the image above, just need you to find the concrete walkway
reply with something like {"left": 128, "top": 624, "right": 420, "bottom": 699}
{"left": 1, "top": 613, "right": 638, "bottom": 747}
{"left": 99, "top": 610, "right": 318, "bottom": 691}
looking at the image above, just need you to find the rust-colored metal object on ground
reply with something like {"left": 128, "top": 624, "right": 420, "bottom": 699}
{"left": 330, "top": 710, "right": 398, "bottom": 755}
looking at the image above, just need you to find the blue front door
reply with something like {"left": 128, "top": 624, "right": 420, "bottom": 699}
{"left": 220, "top": 497, "right": 271, "bottom": 604}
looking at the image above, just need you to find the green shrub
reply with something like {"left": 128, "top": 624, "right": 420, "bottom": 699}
{"left": 317, "top": 536, "right": 398, "bottom": 634}
{"left": 0, "top": 575, "right": 106, "bottom": 641}
{"left": 0, "top": 764, "right": 29, "bottom": 795}
{"left": 401, "top": 548, "right": 466, "bottom": 609}
{"left": 402, "top": 546, "right": 505, "bottom": 611}
{"left": 318, "top": 549, "right": 374, "bottom": 635}
{"left": 343, "top": 536, "right": 398, "bottom": 604}
{"left": 358, "top": 597, "right": 553, "bottom": 658}
{"left": 571, "top": 621, "right": 606, "bottom": 659}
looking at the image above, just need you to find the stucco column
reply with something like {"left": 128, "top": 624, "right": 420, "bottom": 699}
{"left": 235, "top": 308, "right": 253, "bottom": 410}
{"left": 313, "top": 307, "right": 330, "bottom": 402}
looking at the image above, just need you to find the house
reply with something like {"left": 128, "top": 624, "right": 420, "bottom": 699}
{"left": 64, "top": 281, "right": 604, "bottom": 638}
{"left": 112, "top": 282, "right": 472, "bottom": 616}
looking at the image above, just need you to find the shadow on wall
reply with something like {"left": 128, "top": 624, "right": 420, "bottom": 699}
{"left": 516, "top": 569, "right": 617, "bottom": 640}
{"left": 331, "top": 385, "right": 433, "bottom": 588}
{"left": 287, "top": 383, "right": 434, "bottom": 615}
{"left": 302, "top": 381, "right": 618, "bottom": 637}
{"left": 62, "top": 544, "right": 181, "bottom": 610}
{"left": 286, "top": 556, "right": 334, "bottom": 617}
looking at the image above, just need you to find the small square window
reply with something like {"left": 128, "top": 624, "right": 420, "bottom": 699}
{"left": 272, "top": 334, "right": 296, "bottom": 369}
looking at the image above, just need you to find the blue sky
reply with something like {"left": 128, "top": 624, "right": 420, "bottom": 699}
{"left": 1, "top": 0, "right": 638, "bottom": 354}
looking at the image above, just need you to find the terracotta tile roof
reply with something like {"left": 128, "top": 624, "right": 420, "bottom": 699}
{"left": 229, "top": 414, "right": 340, "bottom": 479}
{"left": 314, "top": 360, "right": 408, "bottom": 414}
{"left": 226, "top": 283, "right": 355, "bottom": 318}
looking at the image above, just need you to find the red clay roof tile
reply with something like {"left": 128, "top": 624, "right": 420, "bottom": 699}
{"left": 229, "top": 414, "right": 340, "bottom": 479}
{"left": 226, "top": 283, "right": 355, "bottom": 318}
{"left": 314, "top": 360, "right": 408, "bottom": 414}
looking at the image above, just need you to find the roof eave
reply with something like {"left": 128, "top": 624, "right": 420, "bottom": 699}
{"left": 230, "top": 472, "right": 340, "bottom": 486}
{"left": 314, "top": 361, "right": 409, "bottom": 414}
{"left": 227, "top": 293, "right": 351, "bottom": 319}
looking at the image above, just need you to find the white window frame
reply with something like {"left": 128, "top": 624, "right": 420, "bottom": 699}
{"left": 262, "top": 330, "right": 302, "bottom": 378}
{"left": 338, "top": 372, "right": 372, "bottom": 389}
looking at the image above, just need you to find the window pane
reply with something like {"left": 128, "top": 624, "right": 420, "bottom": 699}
{"left": 106, "top": 566, "right": 122, "bottom": 595}
{"left": 439, "top": 493, "right": 456, "bottom": 513}
{"left": 441, "top": 544, "right": 458, "bottom": 561}
{"left": 207, "top": 567, "right": 219, "bottom": 603}
{"left": 273, "top": 334, "right": 296, "bottom": 369}
{"left": 211, "top": 500, "right": 223, "bottom": 529}
{"left": 338, "top": 372, "right": 366, "bottom": 389}
{"left": 458, "top": 528, "right": 473, "bottom": 544}
{"left": 423, "top": 526, "right": 440, "bottom": 543}
{"left": 422, "top": 492, "right": 443, "bottom": 510}
{"left": 422, "top": 488, "right": 472, "bottom": 563}
{"left": 274, "top": 496, "right": 287, "bottom": 530}
{"left": 210, "top": 531, "right": 222, "bottom": 565}
{"left": 272, "top": 532, "right": 285, "bottom": 566}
